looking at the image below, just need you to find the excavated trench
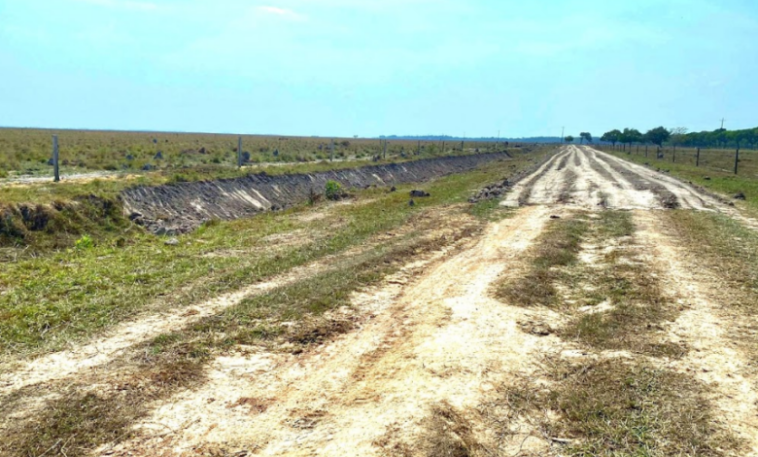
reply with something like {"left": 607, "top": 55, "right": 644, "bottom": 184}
{"left": 122, "top": 152, "right": 515, "bottom": 234}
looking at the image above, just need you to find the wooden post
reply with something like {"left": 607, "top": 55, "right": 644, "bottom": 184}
{"left": 735, "top": 147, "right": 740, "bottom": 175}
{"left": 673, "top": 147, "right": 676, "bottom": 163}
{"left": 460, "top": 140, "right": 464, "bottom": 152}
{"left": 442, "top": 141, "right": 446, "bottom": 154}
{"left": 696, "top": 147, "right": 700, "bottom": 167}
{"left": 383, "top": 140, "right": 388, "bottom": 160}
{"left": 330, "top": 139, "right": 335, "bottom": 162}
{"left": 417, "top": 140, "right": 421, "bottom": 156}
{"left": 52, "top": 135, "right": 60, "bottom": 182}
{"left": 237, "top": 136, "right": 242, "bottom": 167}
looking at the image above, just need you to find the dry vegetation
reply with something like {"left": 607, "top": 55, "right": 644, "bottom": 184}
{"left": 2, "top": 143, "right": 757, "bottom": 457}
{"left": 0, "top": 127, "right": 510, "bottom": 177}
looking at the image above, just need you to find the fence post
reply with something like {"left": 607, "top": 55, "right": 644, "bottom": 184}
{"left": 696, "top": 147, "right": 700, "bottom": 167}
{"left": 417, "top": 140, "right": 422, "bottom": 156}
{"left": 442, "top": 141, "right": 446, "bottom": 154}
{"left": 734, "top": 147, "right": 740, "bottom": 175}
{"left": 460, "top": 140, "right": 464, "bottom": 152}
{"left": 237, "top": 136, "right": 242, "bottom": 168}
{"left": 52, "top": 135, "right": 60, "bottom": 182}
{"left": 673, "top": 147, "right": 676, "bottom": 163}
{"left": 645, "top": 145, "right": 648, "bottom": 157}
{"left": 330, "top": 139, "right": 335, "bottom": 162}
{"left": 383, "top": 140, "right": 388, "bottom": 160}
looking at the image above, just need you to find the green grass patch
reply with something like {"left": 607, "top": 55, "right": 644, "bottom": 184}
{"left": 0, "top": 152, "right": 544, "bottom": 360}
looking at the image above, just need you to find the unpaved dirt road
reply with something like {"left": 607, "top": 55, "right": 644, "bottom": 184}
{"left": 2, "top": 145, "right": 758, "bottom": 456}
{"left": 502, "top": 145, "right": 721, "bottom": 210}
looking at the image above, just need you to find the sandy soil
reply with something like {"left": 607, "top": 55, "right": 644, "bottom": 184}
{"left": 97, "top": 206, "right": 562, "bottom": 457}
{"left": 634, "top": 211, "right": 758, "bottom": 455}
{"left": 502, "top": 145, "right": 726, "bottom": 211}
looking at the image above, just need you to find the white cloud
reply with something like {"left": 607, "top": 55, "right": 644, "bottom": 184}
{"left": 257, "top": 5, "right": 305, "bottom": 20}
{"left": 75, "top": 0, "right": 158, "bottom": 12}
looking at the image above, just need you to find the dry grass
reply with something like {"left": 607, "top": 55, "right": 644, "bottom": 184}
{"left": 497, "top": 210, "right": 684, "bottom": 358}
{"left": 496, "top": 214, "right": 588, "bottom": 307}
{"left": 488, "top": 358, "right": 741, "bottom": 456}
{"left": 421, "top": 403, "right": 483, "bottom": 457}
{"left": 0, "top": 208, "right": 483, "bottom": 457}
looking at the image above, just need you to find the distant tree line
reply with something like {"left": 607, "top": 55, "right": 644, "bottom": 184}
{"left": 598, "top": 126, "right": 758, "bottom": 150}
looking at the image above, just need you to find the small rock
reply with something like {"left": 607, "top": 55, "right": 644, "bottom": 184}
{"left": 128, "top": 212, "right": 143, "bottom": 221}
{"left": 409, "top": 200, "right": 415, "bottom": 207}
{"left": 389, "top": 186, "right": 397, "bottom": 193}
{"left": 410, "top": 190, "right": 430, "bottom": 198}
{"left": 164, "top": 238, "right": 180, "bottom": 246}
{"left": 704, "top": 176, "right": 711, "bottom": 181}
{"left": 550, "top": 215, "right": 561, "bottom": 219}
{"left": 733, "top": 192, "right": 746, "bottom": 200}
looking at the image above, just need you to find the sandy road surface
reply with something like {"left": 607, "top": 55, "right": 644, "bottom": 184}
{"left": 3, "top": 146, "right": 758, "bottom": 456}
{"left": 502, "top": 145, "right": 725, "bottom": 210}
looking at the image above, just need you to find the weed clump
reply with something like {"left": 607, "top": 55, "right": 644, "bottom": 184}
{"left": 325, "top": 180, "right": 346, "bottom": 201}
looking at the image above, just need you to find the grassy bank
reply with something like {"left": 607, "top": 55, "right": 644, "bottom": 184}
{"left": 0, "top": 150, "right": 548, "bottom": 360}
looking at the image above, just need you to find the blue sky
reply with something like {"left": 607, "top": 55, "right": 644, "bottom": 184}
{"left": 1, "top": 0, "right": 756, "bottom": 138}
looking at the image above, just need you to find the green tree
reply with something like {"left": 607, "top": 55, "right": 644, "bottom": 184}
{"left": 600, "top": 129, "right": 622, "bottom": 146}
{"left": 669, "top": 127, "right": 688, "bottom": 147}
{"left": 619, "top": 128, "right": 643, "bottom": 149}
{"left": 564, "top": 136, "right": 575, "bottom": 143}
{"left": 644, "top": 127, "right": 670, "bottom": 147}
{"left": 579, "top": 132, "right": 593, "bottom": 144}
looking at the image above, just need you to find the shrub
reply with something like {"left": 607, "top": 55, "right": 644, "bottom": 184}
{"left": 325, "top": 180, "right": 343, "bottom": 201}
{"left": 75, "top": 234, "right": 94, "bottom": 250}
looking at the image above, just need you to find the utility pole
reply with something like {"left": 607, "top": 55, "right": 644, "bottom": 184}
{"left": 561, "top": 126, "right": 565, "bottom": 141}
{"left": 52, "top": 135, "right": 60, "bottom": 182}
{"left": 721, "top": 118, "right": 726, "bottom": 130}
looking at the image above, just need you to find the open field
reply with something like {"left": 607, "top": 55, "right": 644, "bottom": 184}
{"left": 1, "top": 145, "right": 758, "bottom": 456}
{"left": 0, "top": 128, "right": 516, "bottom": 179}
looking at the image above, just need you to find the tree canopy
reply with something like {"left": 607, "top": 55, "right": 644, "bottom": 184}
{"left": 619, "top": 128, "right": 643, "bottom": 146}
{"left": 601, "top": 129, "right": 622, "bottom": 145}
{"left": 598, "top": 125, "right": 757, "bottom": 149}
{"left": 580, "top": 132, "right": 593, "bottom": 144}
{"left": 644, "top": 127, "right": 671, "bottom": 147}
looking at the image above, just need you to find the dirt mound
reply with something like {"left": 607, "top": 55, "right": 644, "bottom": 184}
{"left": 122, "top": 152, "right": 512, "bottom": 234}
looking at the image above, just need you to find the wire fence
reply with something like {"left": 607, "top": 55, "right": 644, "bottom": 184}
{"left": 0, "top": 133, "right": 535, "bottom": 184}
{"left": 595, "top": 144, "right": 758, "bottom": 177}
